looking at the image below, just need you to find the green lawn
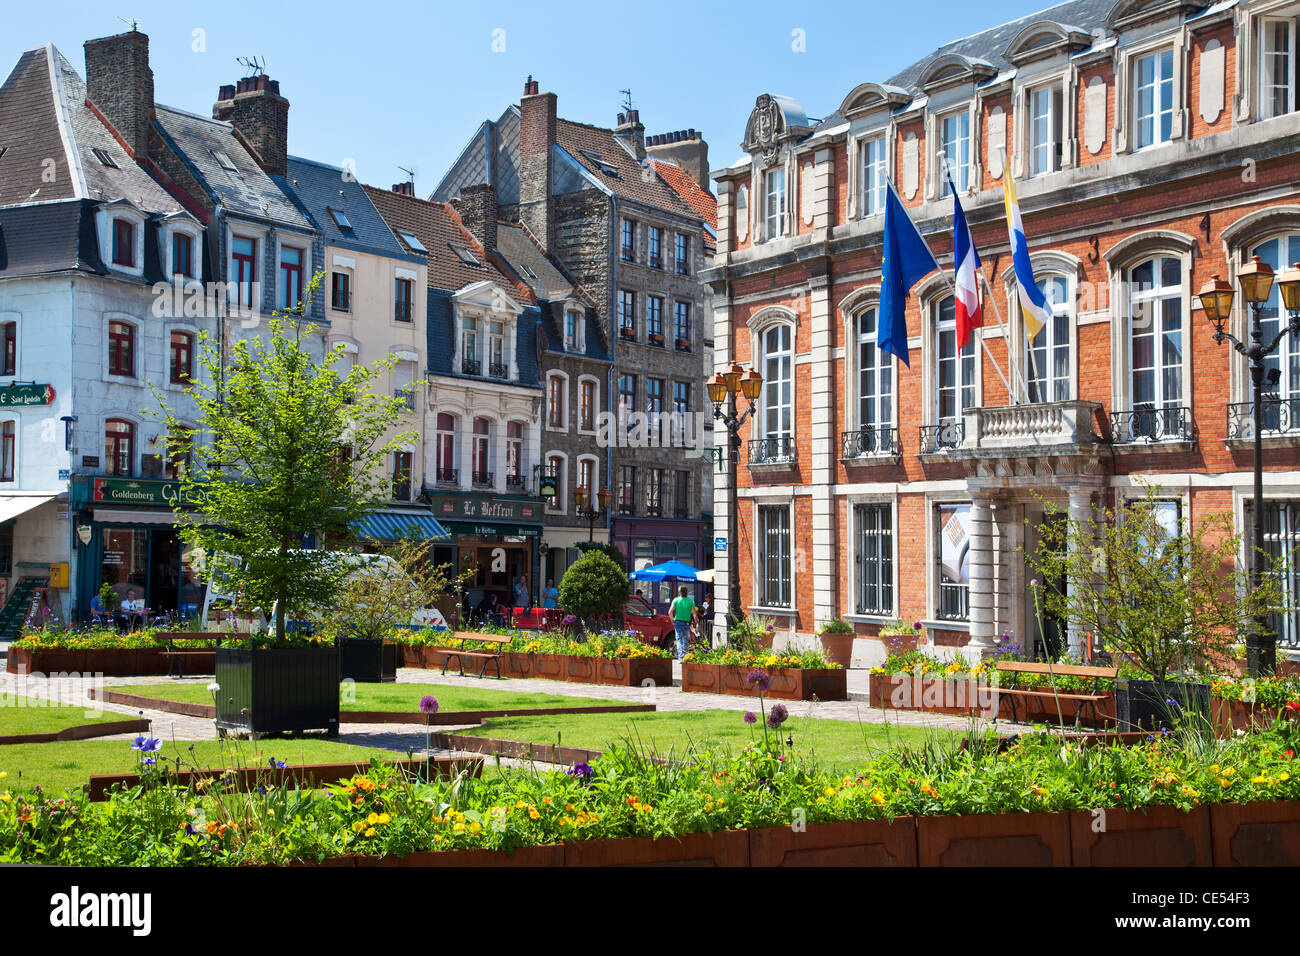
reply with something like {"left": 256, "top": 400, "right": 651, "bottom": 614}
{"left": 0, "top": 737, "right": 404, "bottom": 796}
{"left": 0, "top": 697, "right": 131, "bottom": 736}
{"left": 459, "top": 709, "right": 955, "bottom": 773}
{"left": 126, "top": 682, "right": 606, "bottom": 713}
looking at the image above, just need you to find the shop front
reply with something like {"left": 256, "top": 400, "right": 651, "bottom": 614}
{"left": 611, "top": 516, "right": 711, "bottom": 613}
{"left": 70, "top": 476, "right": 205, "bottom": 622}
{"left": 427, "top": 494, "right": 543, "bottom": 619}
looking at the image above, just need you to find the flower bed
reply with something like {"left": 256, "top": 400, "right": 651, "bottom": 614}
{"left": 6, "top": 629, "right": 240, "bottom": 676}
{"left": 681, "top": 659, "right": 847, "bottom": 701}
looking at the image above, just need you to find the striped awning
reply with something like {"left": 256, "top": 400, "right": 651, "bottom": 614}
{"left": 354, "top": 511, "right": 451, "bottom": 541}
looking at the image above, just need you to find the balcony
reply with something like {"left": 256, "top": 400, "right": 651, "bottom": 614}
{"left": 435, "top": 467, "right": 459, "bottom": 486}
{"left": 506, "top": 473, "right": 526, "bottom": 492}
{"left": 1110, "top": 405, "right": 1194, "bottom": 448}
{"left": 461, "top": 358, "right": 481, "bottom": 376}
{"left": 748, "top": 435, "right": 795, "bottom": 467}
{"left": 471, "top": 470, "right": 494, "bottom": 489}
{"left": 394, "top": 302, "right": 412, "bottom": 322}
{"left": 937, "top": 583, "right": 969, "bottom": 621}
{"left": 841, "top": 425, "right": 900, "bottom": 461}
{"left": 918, "top": 420, "right": 965, "bottom": 454}
{"left": 1227, "top": 398, "right": 1300, "bottom": 446}
{"left": 488, "top": 362, "right": 508, "bottom": 379}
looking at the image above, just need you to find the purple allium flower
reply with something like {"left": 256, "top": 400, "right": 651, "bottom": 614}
{"left": 184, "top": 823, "right": 197, "bottom": 837}
{"left": 765, "top": 624, "right": 775, "bottom": 632}
{"left": 912, "top": 621, "right": 923, "bottom": 631}
{"left": 131, "top": 736, "right": 161, "bottom": 753}
{"left": 562, "top": 614, "right": 578, "bottom": 627}
{"left": 767, "top": 704, "right": 789, "bottom": 729}
{"left": 746, "top": 670, "right": 771, "bottom": 692}
{"left": 743, "top": 711, "right": 757, "bottom": 724}
{"left": 419, "top": 695, "right": 439, "bottom": 715}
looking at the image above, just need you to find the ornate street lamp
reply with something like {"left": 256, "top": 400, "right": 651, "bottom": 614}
{"left": 710, "top": 361, "right": 763, "bottom": 636}
{"left": 573, "top": 485, "right": 610, "bottom": 542}
{"left": 1199, "top": 255, "right": 1300, "bottom": 675}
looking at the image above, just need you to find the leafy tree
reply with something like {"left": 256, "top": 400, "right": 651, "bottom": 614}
{"left": 575, "top": 540, "right": 625, "bottom": 569}
{"left": 556, "top": 550, "right": 630, "bottom": 628}
{"left": 320, "top": 537, "right": 466, "bottom": 642}
{"left": 156, "top": 271, "right": 415, "bottom": 642}
{"left": 1024, "top": 484, "right": 1287, "bottom": 681}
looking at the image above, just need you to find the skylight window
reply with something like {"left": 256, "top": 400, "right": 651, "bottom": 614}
{"left": 521, "top": 264, "right": 537, "bottom": 279}
{"left": 450, "top": 243, "right": 480, "bottom": 266}
{"left": 211, "top": 150, "right": 238, "bottom": 172}
{"left": 91, "top": 147, "right": 118, "bottom": 168}
{"left": 578, "top": 148, "right": 619, "bottom": 176}
{"left": 396, "top": 230, "right": 427, "bottom": 253}
{"left": 328, "top": 207, "right": 352, "bottom": 230}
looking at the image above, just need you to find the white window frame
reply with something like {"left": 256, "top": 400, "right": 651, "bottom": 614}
{"left": 757, "top": 322, "right": 794, "bottom": 442}
{"left": 227, "top": 223, "right": 267, "bottom": 313}
{"left": 545, "top": 370, "right": 570, "bottom": 433}
{"left": 434, "top": 412, "right": 458, "bottom": 482}
{"left": 753, "top": 499, "right": 794, "bottom": 611}
{"left": 1133, "top": 48, "right": 1176, "bottom": 151}
{"left": 1259, "top": 13, "right": 1299, "bottom": 120}
{"left": 933, "top": 295, "right": 977, "bottom": 426}
{"left": 931, "top": 499, "right": 972, "bottom": 624}
{"left": 577, "top": 374, "right": 600, "bottom": 435}
{"left": 850, "top": 497, "right": 896, "bottom": 619}
{"left": 764, "top": 166, "right": 787, "bottom": 241}
{"left": 1028, "top": 82, "right": 1063, "bottom": 177}
{"left": 97, "top": 205, "right": 146, "bottom": 278}
{"left": 102, "top": 313, "right": 143, "bottom": 388}
{"left": 545, "top": 451, "right": 568, "bottom": 515}
{"left": 392, "top": 266, "right": 420, "bottom": 329}
{"left": 564, "top": 306, "right": 584, "bottom": 352}
{"left": 1026, "top": 274, "right": 1073, "bottom": 404}
{"left": 859, "top": 134, "right": 888, "bottom": 217}
{"left": 0, "top": 417, "right": 19, "bottom": 484}
{"left": 938, "top": 108, "right": 972, "bottom": 193}
{"left": 0, "top": 312, "right": 20, "bottom": 382}
{"left": 164, "top": 221, "right": 203, "bottom": 283}
{"left": 273, "top": 234, "right": 313, "bottom": 314}
{"left": 576, "top": 453, "right": 599, "bottom": 501}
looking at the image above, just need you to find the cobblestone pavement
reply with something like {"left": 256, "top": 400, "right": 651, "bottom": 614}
{"left": 0, "top": 659, "right": 1039, "bottom": 753}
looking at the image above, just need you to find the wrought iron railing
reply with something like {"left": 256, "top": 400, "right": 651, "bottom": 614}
{"left": 394, "top": 302, "right": 412, "bottom": 321}
{"left": 392, "top": 482, "right": 411, "bottom": 502}
{"left": 461, "top": 358, "right": 481, "bottom": 376}
{"left": 748, "top": 435, "right": 795, "bottom": 464}
{"left": 919, "top": 420, "right": 965, "bottom": 453}
{"left": 1227, "top": 397, "right": 1300, "bottom": 440}
{"left": 471, "top": 471, "right": 494, "bottom": 488}
{"left": 435, "top": 468, "right": 458, "bottom": 485}
{"left": 841, "top": 425, "right": 899, "bottom": 459}
{"left": 937, "top": 582, "right": 969, "bottom": 621}
{"left": 506, "top": 473, "right": 526, "bottom": 491}
{"left": 1109, "top": 405, "right": 1193, "bottom": 444}
{"left": 488, "top": 362, "right": 508, "bottom": 379}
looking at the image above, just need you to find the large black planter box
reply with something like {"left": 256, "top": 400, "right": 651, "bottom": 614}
{"left": 1114, "top": 679, "right": 1211, "bottom": 731}
{"left": 214, "top": 645, "right": 340, "bottom": 737}
{"left": 339, "top": 638, "right": 397, "bottom": 683}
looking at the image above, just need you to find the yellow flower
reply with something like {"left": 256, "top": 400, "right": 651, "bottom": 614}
{"left": 367, "top": 812, "right": 379, "bottom": 825}
{"left": 871, "top": 790, "right": 886, "bottom": 804}
{"left": 469, "top": 822, "right": 482, "bottom": 834}
{"left": 565, "top": 803, "right": 575, "bottom": 812}
{"left": 377, "top": 813, "right": 391, "bottom": 825}
{"left": 528, "top": 807, "right": 540, "bottom": 820}
{"left": 515, "top": 800, "right": 526, "bottom": 809}
{"left": 364, "top": 827, "right": 376, "bottom": 837}
{"left": 543, "top": 796, "right": 552, "bottom": 805}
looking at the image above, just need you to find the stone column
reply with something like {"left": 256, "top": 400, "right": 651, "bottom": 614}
{"left": 808, "top": 280, "right": 836, "bottom": 630}
{"left": 965, "top": 495, "right": 997, "bottom": 664}
{"left": 711, "top": 294, "right": 733, "bottom": 647}
{"left": 1066, "top": 487, "right": 1096, "bottom": 659}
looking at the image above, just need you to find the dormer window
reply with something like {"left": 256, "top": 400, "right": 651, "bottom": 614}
{"left": 112, "top": 218, "right": 136, "bottom": 268}
{"left": 1029, "top": 85, "right": 1064, "bottom": 177}
{"left": 1134, "top": 49, "right": 1175, "bottom": 150}
{"left": 279, "top": 245, "right": 304, "bottom": 312}
{"left": 764, "top": 167, "right": 786, "bottom": 240}
{"left": 565, "top": 308, "right": 582, "bottom": 351}
{"left": 171, "top": 231, "right": 195, "bottom": 279}
{"left": 940, "top": 111, "right": 971, "bottom": 192}
{"left": 1260, "top": 14, "right": 1298, "bottom": 119}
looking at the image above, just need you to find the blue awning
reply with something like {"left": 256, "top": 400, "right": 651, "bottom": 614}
{"left": 354, "top": 511, "right": 451, "bottom": 541}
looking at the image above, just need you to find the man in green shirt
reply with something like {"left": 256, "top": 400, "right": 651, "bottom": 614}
{"left": 669, "top": 585, "right": 696, "bottom": 660}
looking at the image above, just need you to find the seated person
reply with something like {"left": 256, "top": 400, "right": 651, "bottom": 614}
{"left": 117, "top": 588, "right": 146, "bottom": 631}
{"left": 89, "top": 593, "right": 109, "bottom": 625}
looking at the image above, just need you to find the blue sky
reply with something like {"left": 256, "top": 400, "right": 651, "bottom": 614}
{"left": 7, "top": 0, "right": 1048, "bottom": 194}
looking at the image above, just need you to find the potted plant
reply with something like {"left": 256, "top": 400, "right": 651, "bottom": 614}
{"left": 818, "top": 618, "right": 855, "bottom": 668}
{"left": 1025, "top": 484, "right": 1284, "bottom": 731}
{"left": 879, "top": 619, "right": 925, "bottom": 653}
{"left": 157, "top": 270, "right": 413, "bottom": 735}
{"left": 649, "top": 332, "right": 664, "bottom": 346}
{"left": 728, "top": 614, "right": 777, "bottom": 652}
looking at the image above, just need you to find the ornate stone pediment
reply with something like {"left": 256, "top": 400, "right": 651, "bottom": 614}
{"left": 742, "top": 93, "right": 813, "bottom": 167}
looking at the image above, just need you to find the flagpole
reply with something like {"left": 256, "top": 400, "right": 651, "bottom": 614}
{"left": 992, "top": 146, "right": 1043, "bottom": 403}
{"left": 978, "top": 268, "right": 1031, "bottom": 404}
{"left": 898, "top": 171, "right": 1014, "bottom": 401}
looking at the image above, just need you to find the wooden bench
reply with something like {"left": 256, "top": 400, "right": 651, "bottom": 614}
{"left": 994, "top": 660, "right": 1119, "bottom": 728}
{"left": 161, "top": 633, "right": 231, "bottom": 678}
{"left": 441, "top": 633, "right": 510, "bottom": 679}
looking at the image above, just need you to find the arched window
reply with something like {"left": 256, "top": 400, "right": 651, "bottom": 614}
{"left": 853, "top": 307, "right": 893, "bottom": 454}
{"left": 505, "top": 422, "right": 524, "bottom": 490}
{"left": 935, "top": 296, "right": 975, "bottom": 424}
{"left": 105, "top": 418, "right": 134, "bottom": 476}
{"left": 1127, "top": 256, "right": 1184, "bottom": 439}
{"left": 1027, "top": 276, "right": 1071, "bottom": 403}
{"left": 1254, "top": 233, "right": 1300, "bottom": 411}
{"left": 472, "top": 418, "right": 493, "bottom": 487}
{"left": 435, "top": 413, "right": 457, "bottom": 483}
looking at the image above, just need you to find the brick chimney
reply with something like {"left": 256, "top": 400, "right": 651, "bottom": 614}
{"left": 646, "top": 129, "right": 710, "bottom": 192}
{"left": 614, "top": 108, "right": 646, "bottom": 161}
{"left": 391, "top": 181, "right": 415, "bottom": 196}
{"left": 519, "top": 76, "right": 556, "bottom": 253}
{"left": 453, "top": 183, "right": 498, "bottom": 252}
{"left": 213, "top": 74, "right": 289, "bottom": 177}
{"left": 84, "top": 30, "right": 155, "bottom": 159}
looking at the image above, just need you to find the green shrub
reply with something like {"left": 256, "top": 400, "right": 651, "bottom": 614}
{"left": 556, "top": 551, "right": 629, "bottom": 627}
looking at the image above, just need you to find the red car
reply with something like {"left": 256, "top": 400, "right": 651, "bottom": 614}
{"left": 620, "top": 595, "right": 677, "bottom": 651}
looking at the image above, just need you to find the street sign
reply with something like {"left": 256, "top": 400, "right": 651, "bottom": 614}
{"left": 0, "top": 383, "right": 55, "bottom": 407}
{"left": 714, "top": 536, "right": 727, "bottom": 552}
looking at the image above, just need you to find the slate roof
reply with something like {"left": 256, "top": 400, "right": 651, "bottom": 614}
{"left": 362, "top": 184, "right": 531, "bottom": 306}
{"left": 153, "top": 104, "right": 312, "bottom": 229}
{"left": 284, "top": 156, "right": 417, "bottom": 260}
{"left": 0, "top": 199, "right": 100, "bottom": 277}
{"left": 810, "top": 0, "right": 1129, "bottom": 135}
{"left": 0, "top": 45, "right": 182, "bottom": 214}
{"left": 495, "top": 222, "right": 575, "bottom": 299}
{"left": 555, "top": 119, "right": 701, "bottom": 220}
{"left": 424, "top": 288, "right": 545, "bottom": 387}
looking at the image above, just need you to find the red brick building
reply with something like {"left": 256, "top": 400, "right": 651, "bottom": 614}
{"left": 705, "top": 0, "right": 1300, "bottom": 664}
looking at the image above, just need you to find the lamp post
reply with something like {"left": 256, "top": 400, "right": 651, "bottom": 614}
{"left": 708, "top": 361, "right": 764, "bottom": 635}
{"left": 573, "top": 485, "right": 610, "bottom": 543}
{"left": 1199, "top": 256, "right": 1300, "bottom": 676}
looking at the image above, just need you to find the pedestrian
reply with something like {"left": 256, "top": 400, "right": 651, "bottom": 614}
{"left": 543, "top": 578, "right": 559, "bottom": 609}
{"left": 513, "top": 575, "right": 529, "bottom": 609}
{"left": 668, "top": 584, "right": 696, "bottom": 660}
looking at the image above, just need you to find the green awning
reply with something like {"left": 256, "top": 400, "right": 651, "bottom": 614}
{"left": 354, "top": 512, "right": 451, "bottom": 541}
{"left": 443, "top": 521, "right": 542, "bottom": 538}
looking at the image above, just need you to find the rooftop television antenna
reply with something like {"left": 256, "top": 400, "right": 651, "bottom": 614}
{"left": 619, "top": 89, "right": 634, "bottom": 113}
{"left": 398, "top": 165, "right": 416, "bottom": 183}
{"left": 237, "top": 55, "right": 266, "bottom": 77}
{"left": 118, "top": 16, "right": 140, "bottom": 32}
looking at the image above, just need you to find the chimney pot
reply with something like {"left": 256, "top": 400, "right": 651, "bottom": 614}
{"left": 216, "top": 73, "right": 289, "bottom": 177}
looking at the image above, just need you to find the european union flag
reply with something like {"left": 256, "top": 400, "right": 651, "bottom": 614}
{"left": 877, "top": 184, "right": 939, "bottom": 367}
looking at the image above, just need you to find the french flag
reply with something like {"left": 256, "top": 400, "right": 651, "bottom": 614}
{"left": 949, "top": 175, "right": 982, "bottom": 348}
